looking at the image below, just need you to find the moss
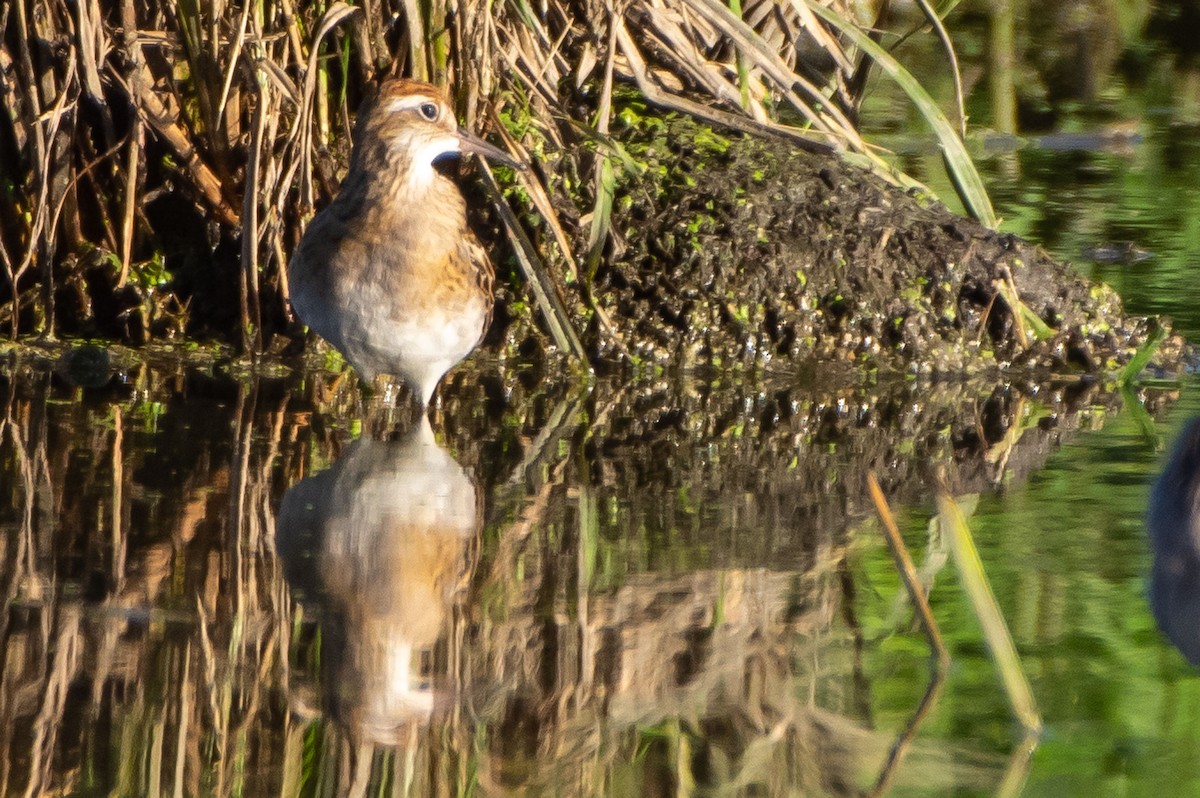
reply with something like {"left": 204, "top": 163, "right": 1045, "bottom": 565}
{"left": 491, "top": 104, "right": 1190, "bottom": 378}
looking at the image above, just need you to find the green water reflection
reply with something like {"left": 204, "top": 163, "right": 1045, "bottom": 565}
{"left": 868, "top": 389, "right": 1200, "bottom": 796}
{"left": 880, "top": 120, "right": 1200, "bottom": 336}
{"left": 997, "top": 128, "right": 1200, "bottom": 341}
{"left": 0, "top": 358, "right": 1194, "bottom": 796}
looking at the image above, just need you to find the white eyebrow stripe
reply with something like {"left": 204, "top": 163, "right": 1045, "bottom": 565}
{"left": 384, "top": 95, "right": 439, "bottom": 113}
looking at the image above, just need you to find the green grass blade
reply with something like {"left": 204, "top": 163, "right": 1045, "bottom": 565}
{"left": 726, "top": 0, "right": 752, "bottom": 109}
{"left": 585, "top": 155, "right": 615, "bottom": 277}
{"left": 1118, "top": 318, "right": 1166, "bottom": 386}
{"left": 936, "top": 487, "right": 1042, "bottom": 733}
{"left": 1120, "top": 382, "right": 1161, "bottom": 450}
{"left": 993, "top": 276, "right": 1055, "bottom": 345}
{"left": 804, "top": 0, "right": 998, "bottom": 228}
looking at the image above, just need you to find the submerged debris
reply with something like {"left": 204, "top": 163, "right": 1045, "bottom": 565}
{"left": 1081, "top": 242, "right": 1154, "bottom": 265}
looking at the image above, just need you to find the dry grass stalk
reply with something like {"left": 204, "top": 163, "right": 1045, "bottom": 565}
{"left": 866, "top": 470, "right": 949, "bottom": 667}
{"left": 0, "top": 0, "right": 976, "bottom": 350}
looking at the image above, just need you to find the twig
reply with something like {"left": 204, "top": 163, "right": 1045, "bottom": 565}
{"left": 115, "top": 124, "right": 142, "bottom": 286}
{"left": 476, "top": 164, "right": 589, "bottom": 364}
{"left": 240, "top": 59, "right": 269, "bottom": 353}
{"left": 869, "top": 661, "right": 948, "bottom": 797}
{"left": 866, "top": 471, "right": 949, "bottom": 668}
{"left": 119, "top": 61, "right": 241, "bottom": 227}
{"left": 294, "top": 3, "right": 361, "bottom": 210}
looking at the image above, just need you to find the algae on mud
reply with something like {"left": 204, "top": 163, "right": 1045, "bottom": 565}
{"left": 488, "top": 111, "right": 1189, "bottom": 381}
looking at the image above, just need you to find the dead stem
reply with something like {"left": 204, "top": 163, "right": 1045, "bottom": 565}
{"left": 866, "top": 470, "right": 950, "bottom": 670}
{"left": 110, "top": 406, "right": 126, "bottom": 588}
{"left": 240, "top": 63, "right": 269, "bottom": 353}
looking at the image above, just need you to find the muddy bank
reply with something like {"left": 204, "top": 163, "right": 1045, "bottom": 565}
{"left": 494, "top": 112, "right": 1190, "bottom": 379}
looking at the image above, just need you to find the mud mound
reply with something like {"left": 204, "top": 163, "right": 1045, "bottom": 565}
{"left": 503, "top": 113, "right": 1190, "bottom": 378}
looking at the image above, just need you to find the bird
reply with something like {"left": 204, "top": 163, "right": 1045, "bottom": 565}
{"left": 288, "top": 78, "right": 521, "bottom": 406}
{"left": 1147, "top": 416, "right": 1200, "bottom": 666}
{"left": 277, "top": 416, "right": 480, "bottom": 740}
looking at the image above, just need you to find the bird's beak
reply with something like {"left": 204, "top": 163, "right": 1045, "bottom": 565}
{"left": 456, "top": 129, "right": 527, "bottom": 171}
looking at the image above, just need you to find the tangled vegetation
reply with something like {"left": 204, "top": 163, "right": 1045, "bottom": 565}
{"left": 2, "top": 0, "right": 991, "bottom": 357}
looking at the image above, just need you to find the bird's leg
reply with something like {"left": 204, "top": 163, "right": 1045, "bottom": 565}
{"left": 427, "top": 390, "right": 444, "bottom": 432}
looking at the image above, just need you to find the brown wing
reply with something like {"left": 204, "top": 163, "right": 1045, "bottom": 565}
{"left": 460, "top": 233, "right": 495, "bottom": 343}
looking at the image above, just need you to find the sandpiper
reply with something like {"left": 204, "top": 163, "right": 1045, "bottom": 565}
{"left": 289, "top": 79, "right": 519, "bottom": 406}
{"left": 277, "top": 416, "right": 479, "bottom": 738}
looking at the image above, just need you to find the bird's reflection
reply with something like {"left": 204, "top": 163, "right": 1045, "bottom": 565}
{"left": 1147, "top": 417, "right": 1200, "bottom": 665}
{"left": 277, "top": 418, "right": 478, "bottom": 743}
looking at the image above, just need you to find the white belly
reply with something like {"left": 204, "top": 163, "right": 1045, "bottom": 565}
{"left": 339, "top": 290, "right": 488, "bottom": 403}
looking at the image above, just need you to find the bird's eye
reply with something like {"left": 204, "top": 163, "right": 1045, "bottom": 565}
{"left": 418, "top": 102, "right": 438, "bottom": 121}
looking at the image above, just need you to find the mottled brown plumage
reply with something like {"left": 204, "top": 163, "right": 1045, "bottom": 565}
{"left": 288, "top": 79, "right": 516, "bottom": 405}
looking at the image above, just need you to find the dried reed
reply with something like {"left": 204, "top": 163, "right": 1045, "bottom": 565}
{"left": 0, "top": 0, "right": 988, "bottom": 351}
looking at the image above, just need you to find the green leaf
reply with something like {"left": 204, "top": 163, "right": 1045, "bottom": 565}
{"left": 1118, "top": 318, "right": 1166, "bottom": 386}
{"left": 586, "top": 155, "right": 616, "bottom": 277}
{"left": 803, "top": 0, "right": 998, "bottom": 228}
{"left": 937, "top": 489, "right": 1042, "bottom": 733}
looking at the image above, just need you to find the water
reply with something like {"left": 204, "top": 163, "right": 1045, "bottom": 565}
{"left": 890, "top": 120, "right": 1200, "bottom": 342}
{"left": 6, "top": 67, "right": 1200, "bottom": 798}
{"left": 0, "top": 349, "right": 1193, "bottom": 794}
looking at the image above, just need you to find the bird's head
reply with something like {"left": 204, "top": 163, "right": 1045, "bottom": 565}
{"left": 358, "top": 79, "right": 522, "bottom": 189}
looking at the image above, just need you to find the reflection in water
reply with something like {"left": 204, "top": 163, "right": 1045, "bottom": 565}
{"left": 0, "top": 360, "right": 1186, "bottom": 795}
{"left": 277, "top": 418, "right": 478, "bottom": 743}
{"left": 1148, "top": 417, "right": 1200, "bottom": 665}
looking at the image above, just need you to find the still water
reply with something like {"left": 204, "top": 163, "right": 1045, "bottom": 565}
{"left": 4, "top": 114, "right": 1200, "bottom": 798}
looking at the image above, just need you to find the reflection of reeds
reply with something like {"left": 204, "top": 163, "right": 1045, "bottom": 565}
{"left": 0, "top": 367, "right": 297, "bottom": 796}
{"left": 936, "top": 482, "right": 1042, "bottom": 736}
{"left": 0, "top": 364, "right": 1153, "bottom": 794}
